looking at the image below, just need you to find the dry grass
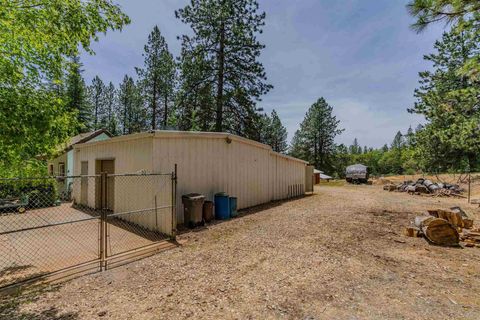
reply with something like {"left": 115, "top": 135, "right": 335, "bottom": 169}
{"left": 1, "top": 184, "right": 480, "bottom": 319}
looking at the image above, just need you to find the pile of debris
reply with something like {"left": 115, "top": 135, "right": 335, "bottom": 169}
{"left": 405, "top": 207, "right": 478, "bottom": 247}
{"left": 383, "top": 178, "right": 464, "bottom": 197}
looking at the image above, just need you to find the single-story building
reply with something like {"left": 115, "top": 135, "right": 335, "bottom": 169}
{"left": 71, "top": 131, "right": 309, "bottom": 232}
{"left": 47, "top": 129, "right": 112, "bottom": 197}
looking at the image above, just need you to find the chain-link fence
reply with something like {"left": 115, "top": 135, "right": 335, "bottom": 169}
{"left": 104, "top": 174, "right": 175, "bottom": 263}
{"left": 0, "top": 171, "right": 176, "bottom": 290}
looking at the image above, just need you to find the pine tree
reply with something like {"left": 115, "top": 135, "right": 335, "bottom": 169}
{"left": 65, "top": 56, "right": 90, "bottom": 133}
{"left": 176, "top": 45, "right": 215, "bottom": 131}
{"left": 136, "top": 26, "right": 176, "bottom": 130}
{"left": 409, "top": 29, "right": 480, "bottom": 172}
{"left": 391, "top": 131, "right": 404, "bottom": 149}
{"left": 87, "top": 75, "right": 106, "bottom": 130}
{"left": 405, "top": 126, "right": 414, "bottom": 147}
{"left": 349, "top": 138, "right": 361, "bottom": 154}
{"left": 267, "top": 110, "right": 288, "bottom": 153}
{"left": 118, "top": 76, "right": 146, "bottom": 134}
{"left": 102, "top": 82, "right": 120, "bottom": 135}
{"left": 290, "top": 98, "right": 343, "bottom": 171}
{"left": 175, "top": 0, "right": 272, "bottom": 135}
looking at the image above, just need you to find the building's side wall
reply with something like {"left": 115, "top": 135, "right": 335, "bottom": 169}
{"left": 73, "top": 133, "right": 306, "bottom": 231}
{"left": 47, "top": 153, "right": 68, "bottom": 176}
{"left": 151, "top": 136, "right": 306, "bottom": 224}
{"left": 271, "top": 153, "right": 306, "bottom": 201}
{"left": 47, "top": 152, "right": 68, "bottom": 195}
{"left": 72, "top": 137, "right": 157, "bottom": 221}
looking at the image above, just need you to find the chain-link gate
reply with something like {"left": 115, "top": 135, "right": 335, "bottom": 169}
{"left": 0, "top": 170, "right": 176, "bottom": 291}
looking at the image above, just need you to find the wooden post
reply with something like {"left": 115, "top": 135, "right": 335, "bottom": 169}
{"left": 468, "top": 171, "right": 471, "bottom": 204}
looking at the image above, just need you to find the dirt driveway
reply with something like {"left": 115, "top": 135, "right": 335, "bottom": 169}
{"left": 2, "top": 184, "right": 480, "bottom": 319}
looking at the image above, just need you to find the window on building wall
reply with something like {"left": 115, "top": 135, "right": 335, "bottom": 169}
{"left": 49, "top": 164, "right": 54, "bottom": 176}
{"left": 58, "top": 163, "right": 65, "bottom": 176}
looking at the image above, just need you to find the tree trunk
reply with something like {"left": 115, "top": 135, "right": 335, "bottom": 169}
{"left": 164, "top": 95, "right": 168, "bottom": 128}
{"left": 414, "top": 216, "right": 459, "bottom": 246}
{"left": 152, "top": 80, "right": 157, "bottom": 130}
{"left": 215, "top": 21, "right": 225, "bottom": 132}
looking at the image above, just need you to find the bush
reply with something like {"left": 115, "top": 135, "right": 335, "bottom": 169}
{"left": 0, "top": 178, "right": 57, "bottom": 208}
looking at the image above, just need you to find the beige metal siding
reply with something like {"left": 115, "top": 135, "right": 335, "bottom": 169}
{"left": 151, "top": 134, "right": 305, "bottom": 223}
{"left": 72, "top": 136, "right": 154, "bottom": 211}
{"left": 74, "top": 132, "right": 307, "bottom": 228}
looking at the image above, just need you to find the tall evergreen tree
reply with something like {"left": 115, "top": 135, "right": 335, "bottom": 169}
{"left": 118, "top": 76, "right": 146, "bottom": 135}
{"left": 65, "top": 56, "right": 90, "bottom": 133}
{"left": 87, "top": 75, "right": 106, "bottom": 130}
{"left": 175, "top": 0, "right": 272, "bottom": 135}
{"left": 391, "top": 131, "right": 404, "bottom": 149}
{"left": 349, "top": 138, "right": 361, "bottom": 154}
{"left": 136, "top": 26, "right": 176, "bottom": 130}
{"left": 102, "top": 82, "right": 120, "bottom": 135}
{"left": 409, "top": 29, "right": 480, "bottom": 172}
{"left": 289, "top": 98, "right": 343, "bottom": 171}
{"left": 408, "top": 0, "right": 480, "bottom": 79}
{"left": 267, "top": 110, "right": 288, "bottom": 153}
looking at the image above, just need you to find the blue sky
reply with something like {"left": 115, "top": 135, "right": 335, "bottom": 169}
{"left": 81, "top": 0, "right": 446, "bottom": 148}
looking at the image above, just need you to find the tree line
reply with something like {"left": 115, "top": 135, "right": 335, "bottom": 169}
{"left": 2, "top": 0, "right": 479, "bottom": 179}
{"left": 289, "top": 0, "right": 480, "bottom": 178}
{"left": 0, "top": 0, "right": 290, "bottom": 176}
{"left": 67, "top": 18, "right": 288, "bottom": 152}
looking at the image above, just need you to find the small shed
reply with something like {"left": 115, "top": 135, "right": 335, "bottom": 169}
{"left": 73, "top": 131, "right": 308, "bottom": 227}
{"left": 313, "top": 169, "right": 322, "bottom": 184}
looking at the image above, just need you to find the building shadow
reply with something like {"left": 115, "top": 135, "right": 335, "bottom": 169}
{"left": 177, "top": 193, "right": 316, "bottom": 235}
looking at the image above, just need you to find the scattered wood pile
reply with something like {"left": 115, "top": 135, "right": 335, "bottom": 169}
{"left": 405, "top": 207, "right": 478, "bottom": 247}
{"left": 383, "top": 178, "right": 464, "bottom": 197}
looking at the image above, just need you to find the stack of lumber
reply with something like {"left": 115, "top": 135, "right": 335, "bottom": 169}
{"left": 384, "top": 178, "right": 464, "bottom": 197}
{"left": 404, "top": 207, "right": 476, "bottom": 247}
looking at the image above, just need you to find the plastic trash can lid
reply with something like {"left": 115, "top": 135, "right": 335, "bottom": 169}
{"left": 214, "top": 192, "right": 228, "bottom": 197}
{"left": 182, "top": 193, "right": 205, "bottom": 200}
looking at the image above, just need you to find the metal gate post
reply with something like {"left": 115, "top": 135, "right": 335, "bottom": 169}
{"left": 100, "top": 172, "right": 107, "bottom": 270}
{"left": 171, "top": 164, "right": 177, "bottom": 240}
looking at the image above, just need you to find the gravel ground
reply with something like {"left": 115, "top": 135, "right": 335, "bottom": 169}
{"left": 2, "top": 184, "right": 480, "bottom": 320}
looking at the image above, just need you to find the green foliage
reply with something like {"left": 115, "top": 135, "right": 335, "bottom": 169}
{"left": 0, "top": 178, "right": 57, "bottom": 208}
{"left": 408, "top": 0, "right": 480, "bottom": 79}
{"left": 136, "top": 26, "right": 176, "bottom": 130}
{"left": 175, "top": 0, "right": 272, "bottom": 135}
{"left": 87, "top": 75, "right": 106, "bottom": 130}
{"left": 118, "top": 75, "right": 147, "bottom": 134}
{"left": 256, "top": 110, "right": 288, "bottom": 153}
{"left": 409, "top": 28, "right": 480, "bottom": 172}
{"left": 66, "top": 56, "right": 91, "bottom": 133}
{"left": 102, "top": 82, "right": 120, "bottom": 135}
{"left": 0, "top": 0, "right": 129, "bottom": 175}
{"left": 289, "top": 98, "right": 343, "bottom": 171}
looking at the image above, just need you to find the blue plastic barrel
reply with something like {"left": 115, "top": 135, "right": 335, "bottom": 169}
{"left": 214, "top": 192, "right": 230, "bottom": 220}
{"left": 229, "top": 197, "right": 238, "bottom": 217}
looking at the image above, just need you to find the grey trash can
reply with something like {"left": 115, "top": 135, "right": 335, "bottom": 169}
{"left": 182, "top": 193, "right": 205, "bottom": 228}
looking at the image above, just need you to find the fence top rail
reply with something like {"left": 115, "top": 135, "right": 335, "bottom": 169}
{"left": 106, "top": 173, "right": 173, "bottom": 177}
